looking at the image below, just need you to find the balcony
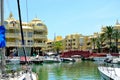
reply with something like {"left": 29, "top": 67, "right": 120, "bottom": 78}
{"left": 6, "top": 42, "right": 19, "bottom": 47}
{"left": 34, "top": 43, "right": 46, "bottom": 47}
{"left": 33, "top": 35, "right": 47, "bottom": 39}
{"left": 6, "top": 33, "right": 19, "bottom": 38}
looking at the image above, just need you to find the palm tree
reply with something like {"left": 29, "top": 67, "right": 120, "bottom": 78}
{"left": 113, "top": 29, "right": 120, "bottom": 53}
{"left": 105, "top": 26, "right": 114, "bottom": 53}
{"left": 96, "top": 38, "right": 100, "bottom": 53}
{"left": 97, "top": 33, "right": 106, "bottom": 53}
{"left": 91, "top": 37, "right": 97, "bottom": 52}
{"left": 53, "top": 41, "right": 63, "bottom": 55}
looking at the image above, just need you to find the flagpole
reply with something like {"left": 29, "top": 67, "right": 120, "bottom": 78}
{"left": 0, "top": 0, "right": 6, "bottom": 74}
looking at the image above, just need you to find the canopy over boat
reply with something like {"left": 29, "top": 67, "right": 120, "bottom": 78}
{"left": 46, "top": 52, "right": 56, "bottom": 56}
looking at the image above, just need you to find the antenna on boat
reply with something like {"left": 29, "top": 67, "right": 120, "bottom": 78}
{"left": 17, "top": 0, "right": 27, "bottom": 64}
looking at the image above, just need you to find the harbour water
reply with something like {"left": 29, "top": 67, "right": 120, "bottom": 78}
{"left": 3, "top": 61, "right": 102, "bottom": 80}
{"left": 32, "top": 61, "right": 102, "bottom": 80}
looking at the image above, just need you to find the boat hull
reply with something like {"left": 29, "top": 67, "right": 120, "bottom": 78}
{"left": 32, "top": 60, "right": 43, "bottom": 64}
{"left": 98, "top": 66, "right": 120, "bottom": 80}
{"left": 61, "top": 58, "right": 75, "bottom": 63}
{"left": 99, "top": 68, "right": 114, "bottom": 80}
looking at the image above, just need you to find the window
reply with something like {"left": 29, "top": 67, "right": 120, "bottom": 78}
{"left": 39, "top": 32, "right": 43, "bottom": 35}
{"left": 73, "top": 43, "right": 75, "bottom": 45}
{"left": 80, "top": 38, "right": 84, "bottom": 43}
{"left": 73, "top": 39, "right": 76, "bottom": 41}
{"left": 28, "top": 40, "right": 33, "bottom": 42}
{"left": 69, "top": 40, "right": 71, "bottom": 42}
{"left": 37, "top": 23, "right": 43, "bottom": 26}
{"left": 74, "top": 47, "right": 76, "bottom": 49}
{"left": 27, "top": 40, "right": 33, "bottom": 45}
{"left": 23, "top": 32, "right": 26, "bottom": 37}
{"left": 27, "top": 32, "right": 33, "bottom": 37}
{"left": 68, "top": 44, "right": 71, "bottom": 46}
{"left": 38, "top": 41, "right": 42, "bottom": 43}
{"left": 10, "top": 21, "right": 16, "bottom": 27}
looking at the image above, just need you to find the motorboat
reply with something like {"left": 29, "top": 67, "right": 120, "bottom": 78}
{"left": 43, "top": 56, "right": 61, "bottom": 63}
{"left": 111, "top": 57, "right": 120, "bottom": 64}
{"left": 61, "top": 58, "right": 75, "bottom": 63}
{"left": 31, "top": 56, "right": 43, "bottom": 64}
{"left": 93, "top": 54, "right": 113, "bottom": 62}
{"left": 98, "top": 66, "right": 120, "bottom": 80}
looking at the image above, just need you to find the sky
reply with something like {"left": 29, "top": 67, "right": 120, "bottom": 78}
{"left": 4, "top": 0, "right": 120, "bottom": 40}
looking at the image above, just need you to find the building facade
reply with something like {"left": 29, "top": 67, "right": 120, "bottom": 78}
{"left": 46, "top": 34, "right": 89, "bottom": 52}
{"left": 5, "top": 13, "right": 48, "bottom": 56}
{"left": 64, "top": 33, "right": 89, "bottom": 51}
{"left": 46, "top": 20, "right": 120, "bottom": 53}
{"left": 114, "top": 20, "right": 120, "bottom": 51}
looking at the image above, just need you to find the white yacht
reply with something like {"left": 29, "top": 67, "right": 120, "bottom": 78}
{"left": 93, "top": 54, "right": 113, "bottom": 62}
{"left": 98, "top": 66, "right": 120, "bottom": 80}
{"left": 111, "top": 57, "right": 120, "bottom": 64}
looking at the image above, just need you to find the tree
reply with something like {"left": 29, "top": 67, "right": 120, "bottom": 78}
{"left": 91, "top": 37, "right": 97, "bottom": 52}
{"left": 113, "top": 29, "right": 120, "bottom": 53}
{"left": 96, "top": 38, "right": 100, "bottom": 53}
{"left": 96, "top": 33, "right": 106, "bottom": 53}
{"left": 53, "top": 41, "right": 63, "bottom": 54}
{"left": 105, "top": 26, "right": 114, "bottom": 53}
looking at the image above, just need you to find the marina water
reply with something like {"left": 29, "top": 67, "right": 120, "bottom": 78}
{"left": 5, "top": 61, "right": 102, "bottom": 80}
{"left": 32, "top": 61, "right": 102, "bottom": 80}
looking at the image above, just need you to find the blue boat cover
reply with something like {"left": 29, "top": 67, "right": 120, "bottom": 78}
{"left": 0, "top": 26, "right": 6, "bottom": 48}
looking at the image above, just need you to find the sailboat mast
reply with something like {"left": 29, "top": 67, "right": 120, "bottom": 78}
{"left": 17, "top": 0, "right": 27, "bottom": 63}
{"left": 0, "top": 0, "right": 6, "bottom": 74}
{"left": 1, "top": 0, "right": 4, "bottom": 24}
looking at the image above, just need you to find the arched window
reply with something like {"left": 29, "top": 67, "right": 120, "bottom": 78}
{"left": 37, "top": 23, "right": 43, "bottom": 26}
{"left": 10, "top": 21, "right": 16, "bottom": 27}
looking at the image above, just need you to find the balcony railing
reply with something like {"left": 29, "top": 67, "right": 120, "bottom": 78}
{"left": 6, "top": 42, "right": 19, "bottom": 46}
{"left": 33, "top": 35, "right": 47, "bottom": 39}
{"left": 6, "top": 33, "right": 19, "bottom": 38}
{"left": 34, "top": 43, "right": 46, "bottom": 47}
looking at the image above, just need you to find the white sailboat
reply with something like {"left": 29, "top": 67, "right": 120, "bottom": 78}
{"left": 0, "top": 0, "right": 38, "bottom": 80}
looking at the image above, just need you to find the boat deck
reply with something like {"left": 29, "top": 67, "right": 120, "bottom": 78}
{"left": 0, "top": 71, "right": 37, "bottom": 80}
{"left": 98, "top": 66, "right": 120, "bottom": 80}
